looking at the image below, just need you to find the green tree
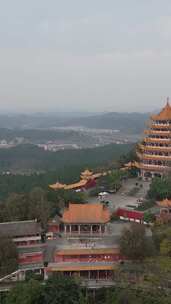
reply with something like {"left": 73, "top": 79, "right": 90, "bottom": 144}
{"left": 1, "top": 187, "right": 57, "bottom": 229}
{"left": 4, "top": 193, "right": 29, "bottom": 221}
{"left": 148, "top": 177, "right": 171, "bottom": 201}
{"left": 28, "top": 187, "right": 53, "bottom": 229}
{"left": 0, "top": 234, "right": 18, "bottom": 277}
{"left": 43, "top": 274, "right": 87, "bottom": 304}
{"left": 120, "top": 223, "right": 154, "bottom": 260}
{"left": 108, "top": 170, "right": 123, "bottom": 191}
{"left": 160, "top": 238, "right": 171, "bottom": 256}
{"left": 5, "top": 279, "right": 43, "bottom": 304}
{"left": 143, "top": 212, "right": 155, "bottom": 223}
{"left": 56, "top": 189, "right": 87, "bottom": 206}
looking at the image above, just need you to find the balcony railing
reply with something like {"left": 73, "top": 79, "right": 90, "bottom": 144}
{"left": 137, "top": 152, "right": 171, "bottom": 161}
{"left": 139, "top": 163, "right": 169, "bottom": 171}
{"left": 139, "top": 144, "right": 171, "bottom": 151}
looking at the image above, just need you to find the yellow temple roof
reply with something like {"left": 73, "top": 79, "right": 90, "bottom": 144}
{"left": 49, "top": 182, "right": 66, "bottom": 190}
{"left": 81, "top": 169, "right": 93, "bottom": 176}
{"left": 47, "top": 264, "right": 115, "bottom": 272}
{"left": 64, "top": 179, "right": 88, "bottom": 190}
{"left": 49, "top": 169, "right": 108, "bottom": 191}
{"left": 157, "top": 199, "right": 171, "bottom": 208}
{"left": 124, "top": 161, "right": 139, "bottom": 168}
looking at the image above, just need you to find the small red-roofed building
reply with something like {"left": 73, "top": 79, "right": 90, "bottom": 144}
{"left": 115, "top": 208, "right": 144, "bottom": 223}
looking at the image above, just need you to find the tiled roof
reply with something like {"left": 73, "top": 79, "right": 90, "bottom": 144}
{"left": 0, "top": 220, "right": 42, "bottom": 238}
{"left": 49, "top": 180, "right": 88, "bottom": 190}
{"left": 64, "top": 180, "right": 87, "bottom": 190}
{"left": 81, "top": 169, "right": 93, "bottom": 176}
{"left": 47, "top": 262, "right": 115, "bottom": 272}
{"left": 62, "top": 203, "right": 110, "bottom": 224}
{"left": 49, "top": 182, "right": 66, "bottom": 190}
{"left": 157, "top": 199, "right": 171, "bottom": 208}
{"left": 152, "top": 101, "right": 171, "bottom": 120}
{"left": 56, "top": 248, "right": 119, "bottom": 256}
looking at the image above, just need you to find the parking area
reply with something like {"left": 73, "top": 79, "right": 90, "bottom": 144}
{"left": 88, "top": 178, "right": 150, "bottom": 212}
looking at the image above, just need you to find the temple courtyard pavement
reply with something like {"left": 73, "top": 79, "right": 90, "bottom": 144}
{"left": 88, "top": 177, "right": 150, "bottom": 212}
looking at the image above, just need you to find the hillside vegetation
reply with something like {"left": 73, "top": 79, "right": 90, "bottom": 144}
{"left": 0, "top": 112, "right": 148, "bottom": 133}
{"left": 0, "top": 143, "right": 133, "bottom": 173}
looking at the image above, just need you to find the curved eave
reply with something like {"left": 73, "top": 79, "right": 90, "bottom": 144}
{"left": 62, "top": 219, "right": 110, "bottom": 224}
{"left": 46, "top": 264, "right": 115, "bottom": 272}
{"left": 144, "top": 138, "right": 171, "bottom": 144}
{"left": 137, "top": 153, "right": 171, "bottom": 161}
{"left": 139, "top": 144, "right": 171, "bottom": 153}
{"left": 144, "top": 130, "right": 171, "bottom": 136}
{"left": 138, "top": 163, "right": 170, "bottom": 172}
{"left": 149, "top": 124, "right": 171, "bottom": 130}
{"left": 151, "top": 115, "right": 171, "bottom": 121}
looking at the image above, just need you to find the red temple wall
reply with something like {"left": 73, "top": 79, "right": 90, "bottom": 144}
{"left": 48, "top": 224, "right": 59, "bottom": 233}
{"left": 15, "top": 240, "right": 41, "bottom": 247}
{"left": 54, "top": 253, "right": 124, "bottom": 263}
{"left": 18, "top": 253, "right": 43, "bottom": 265}
{"left": 115, "top": 208, "right": 144, "bottom": 221}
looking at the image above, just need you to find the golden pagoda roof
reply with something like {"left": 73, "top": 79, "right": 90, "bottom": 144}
{"left": 49, "top": 182, "right": 66, "bottom": 190}
{"left": 139, "top": 144, "right": 171, "bottom": 153}
{"left": 144, "top": 137, "right": 170, "bottom": 144}
{"left": 137, "top": 152, "right": 171, "bottom": 161}
{"left": 64, "top": 179, "right": 88, "bottom": 190}
{"left": 49, "top": 180, "right": 87, "bottom": 191}
{"left": 81, "top": 169, "right": 93, "bottom": 177}
{"left": 157, "top": 199, "right": 171, "bottom": 208}
{"left": 151, "top": 101, "right": 171, "bottom": 121}
{"left": 138, "top": 163, "right": 169, "bottom": 171}
{"left": 49, "top": 169, "right": 109, "bottom": 191}
{"left": 144, "top": 130, "right": 170, "bottom": 136}
{"left": 124, "top": 161, "right": 139, "bottom": 168}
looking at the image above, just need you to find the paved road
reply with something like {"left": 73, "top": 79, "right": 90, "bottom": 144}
{"left": 88, "top": 178, "right": 150, "bottom": 212}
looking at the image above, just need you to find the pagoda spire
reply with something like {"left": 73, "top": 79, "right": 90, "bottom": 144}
{"left": 166, "top": 96, "right": 170, "bottom": 107}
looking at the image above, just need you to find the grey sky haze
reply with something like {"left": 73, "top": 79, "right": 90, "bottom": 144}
{"left": 0, "top": 0, "right": 171, "bottom": 113}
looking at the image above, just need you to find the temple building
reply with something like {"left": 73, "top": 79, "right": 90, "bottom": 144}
{"left": 44, "top": 203, "right": 125, "bottom": 286}
{"left": 45, "top": 262, "right": 116, "bottom": 284}
{"left": 49, "top": 169, "right": 107, "bottom": 192}
{"left": 137, "top": 100, "right": 171, "bottom": 179}
{"left": 54, "top": 248, "right": 121, "bottom": 263}
{"left": 61, "top": 203, "right": 110, "bottom": 236}
{"left": 0, "top": 220, "right": 44, "bottom": 269}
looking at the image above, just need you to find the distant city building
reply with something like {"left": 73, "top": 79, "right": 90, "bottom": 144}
{"left": 137, "top": 100, "right": 171, "bottom": 179}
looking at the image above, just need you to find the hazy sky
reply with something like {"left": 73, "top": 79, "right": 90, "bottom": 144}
{"left": 0, "top": 0, "right": 171, "bottom": 113}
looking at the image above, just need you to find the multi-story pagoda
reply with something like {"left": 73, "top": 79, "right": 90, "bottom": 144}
{"left": 137, "top": 99, "right": 171, "bottom": 179}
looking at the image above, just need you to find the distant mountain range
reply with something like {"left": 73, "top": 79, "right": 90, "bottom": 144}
{"left": 0, "top": 112, "right": 149, "bottom": 134}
